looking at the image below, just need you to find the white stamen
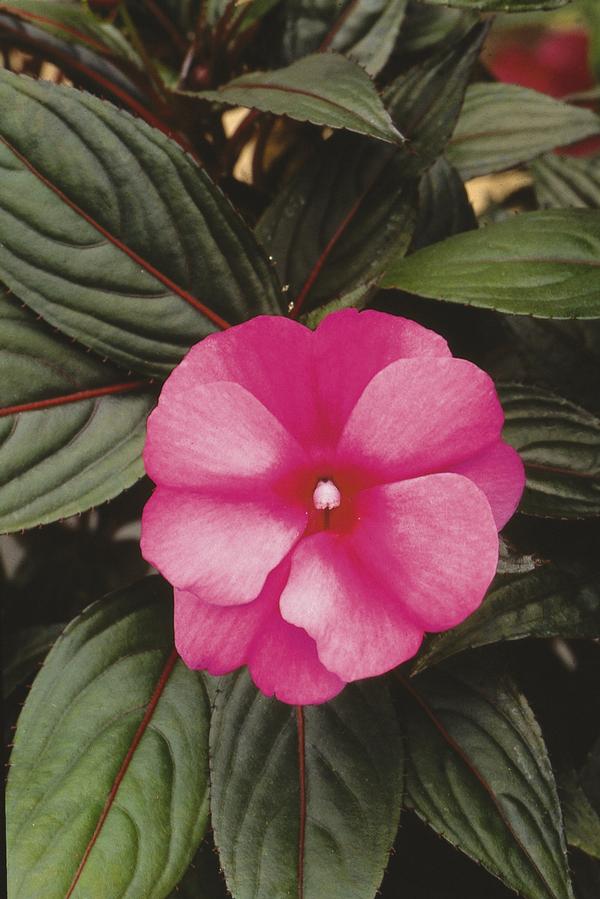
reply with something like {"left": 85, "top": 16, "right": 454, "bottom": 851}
{"left": 313, "top": 479, "right": 341, "bottom": 511}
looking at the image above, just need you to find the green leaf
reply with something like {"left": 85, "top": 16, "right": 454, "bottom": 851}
{"left": 0, "top": 297, "right": 154, "bottom": 533}
{"left": 2, "top": 622, "right": 64, "bottom": 697}
{"left": 417, "top": 0, "right": 569, "bottom": 9}
{"left": 278, "top": 0, "right": 407, "bottom": 71}
{"left": 531, "top": 153, "right": 600, "bottom": 209}
{"left": 446, "top": 84, "right": 600, "bottom": 180}
{"left": 501, "top": 383, "right": 600, "bottom": 517}
{"left": 328, "top": 0, "right": 409, "bottom": 77}
{"left": 256, "top": 131, "right": 418, "bottom": 315}
{"left": 561, "top": 769, "right": 600, "bottom": 861}
{"left": 6, "top": 577, "right": 210, "bottom": 899}
{"left": 412, "top": 565, "right": 600, "bottom": 673}
{"left": 0, "top": 7, "right": 160, "bottom": 126}
{"left": 411, "top": 156, "right": 476, "bottom": 250}
{"left": 401, "top": 660, "right": 574, "bottom": 899}
{"left": 0, "top": 71, "right": 282, "bottom": 376}
{"left": 580, "top": 0, "right": 600, "bottom": 82}
{"left": 384, "top": 22, "right": 487, "bottom": 172}
{"left": 191, "top": 53, "right": 404, "bottom": 144}
{"left": 0, "top": 0, "right": 140, "bottom": 62}
{"left": 381, "top": 209, "right": 600, "bottom": 318}
{"left": 210, "top": 671, "right": 403, "bottom": 899}
{"left": 399, "top": 3, "right": 478, "bottom": 54}
{"left": 255, "top": 24, "right": 484, "bottom": 315}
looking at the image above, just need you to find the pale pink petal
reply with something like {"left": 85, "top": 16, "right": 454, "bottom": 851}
{"left": 175, "top": 585, "right": 269, "bottom": 675}
{"left": 157, "top": 315, "right": 320, "bottom": 449}
{"left": 451, "top": 441, "right": 525, "bottom": 529}
{"left": 145, "top": 381, "right": 308, "bottom": 491}
{"left": 315, "top": 309, "right": 450, "bottom": 441}
{"left": 248, "top": 614, "right": 345, "bottom": 705}
{"left": 337, "top": 357, "right": 504, "bottom": 485}
{"left": 174, "top": 562, "right": 344, "bottom": 705}
{"left": 353, "top": 474, "right": 499, "bottom": 631}
{"left": 279, "top": 532, "right": 423, "bottom": 681}
{"left": 141, "top": 487, "right": 306, "bottom": 605}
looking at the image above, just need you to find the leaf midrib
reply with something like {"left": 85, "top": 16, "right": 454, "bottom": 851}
{"left": 400, "top": 672, "right": 562, "bottom": 899}
{"left": 0, "top": 379, "right": 153, "bottom": 418}
{"left": 64, "top": 648, "right": 179, "bottom": 898}
{"left": 0, "top": 134, "right": 231, "bottom": 330}
{"left": 0, "top": 3, "right": 117, "bottom": 56}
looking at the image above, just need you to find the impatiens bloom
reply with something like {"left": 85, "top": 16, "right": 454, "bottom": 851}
{"left": 141, "top": 310, "right": 524, "bottom": 705}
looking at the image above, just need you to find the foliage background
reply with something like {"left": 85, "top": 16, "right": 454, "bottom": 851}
{"left": 2, "top": 1, "right": 600, "bottom": 897}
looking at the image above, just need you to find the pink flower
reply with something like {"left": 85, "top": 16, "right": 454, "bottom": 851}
{"left": 141, "top": 310, "right": 524, "bottom": 705}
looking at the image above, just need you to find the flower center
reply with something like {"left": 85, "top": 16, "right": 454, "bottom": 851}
{"left": 312, "top": 479, "right": 341, "bottom": 511}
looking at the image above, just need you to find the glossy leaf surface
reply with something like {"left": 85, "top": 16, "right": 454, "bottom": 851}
{"left": 447, "top": 84, "right": 600, "bottom": 179}
{"left": 6, "top": 577, "right": 210, "bottom": 899}
{"left": 0, "top": 0, "right": 139, "bottom": 60}
{"left": 532, "top": 153, "right": 600, "bottom": 209}
{"left": 413, "top": 565, "right": 600, "bottom": 673}
{"left": 193, "top": 53, "right": 404, "bottom": 144}
{"left": 210, "top": 671, "right": 403, "bottom": 899}
{"left": 0, "top": 298, "right": 154, "bottom": 533}
{"left": 403, "top": 662, "right": 574, "bottom": 899}
{"left": 381, "top": 210, "right": 600, "bottom": 318}
{"left": 0, "top": 71, "right": 281, "bottom": 376}
{"left": 256, "top": 25, "right": 484, "bottom": 314}
{"left": 501, "top": 384, "right": 600, "bottom": 517}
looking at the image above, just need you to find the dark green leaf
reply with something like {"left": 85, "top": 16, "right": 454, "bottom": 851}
{"left": 398, "top": 2, "right": 478, "bottom": 54}
{"left": 0, "top": 71, "right": 282, "bottom": 376}
{"left": 419, "top": 0, "right": 569, "bottom": 9}
{"left": 385, "top": 22, "right": 488, "bottom": 172}
{"left": 2, "top": 622, "right": 64, "bottom": 697}
{"left": 6, "top": 577, "right": 210, "bottom": 898}
{"left": 501, "top": 384, "right": 600, "bottom": 518}
{"left": 531, "top": 153, "right": 600, "bottom": 209}
{"left": 411, "top": 156, "right": 476, "bottom": 250}
{"left": 256, "top": 131, "right": 418, "bottom": 314}
{"left": 412, "top": 565, "right": 600, "bottom": 673}
{"left": 256, "top": 24, "right": 484, "bottom": 314}
{"left": 446, "top": 84, "right": 600, "bottom": 180}
{"left": 210, "top": 671, "right": 403, "bottom": 899}
{"left": 0, "top": 298, "right": 154, "bottom": 533}
{"left": 191, "top": 53, "right": 404, "bottom": 144}
{"left": 402, "top": 661, "right": 574, "bottom": 899}
{"left": 278, "top": 0, "right": 407, "bottom": 70}
{"left": 328, "top": 0, "right": 409, "bottom": 77}
{"left": 381, "top": 210, "right": 600, "bottom": 318}
{"left": 561, "top": 769, "right": 600, "bottom": 860}
{"left": 498, "top": 317, "right": 600, "bottom": 414}
{"left": 580, "top": 0, "right": 600, "bottom": 82}
{"left": 0, "top": 9, "right": 159, "bottom": 125}
{"left": 0, "top": 0, "right": 139, "bottom": 61}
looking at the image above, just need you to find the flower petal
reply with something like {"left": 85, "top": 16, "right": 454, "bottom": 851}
{"left": 145, "top": 380, "right": 308, "bottom": 491}
{"left": 451, "top": 441, "right": 525, "bottom": 529}
{"left": 337, "top": 357, "right": 504, "bottom": 485}
{"left": 141, "top": 487, "right": 306, "bottom": 605}
{"left": 174, "top": 562, "right": 344, "bottom": 705}
{"left": 354, "top": 474, "right": 499, "bottom": 631}
{"left": 279, "top": 532, "right": 423, "bottom": 682}
{"left": 153, "top": 315, "right": 320, "bottom": 450}
{"left": 315, "top": 309, "right": 450, "bottom": 441}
